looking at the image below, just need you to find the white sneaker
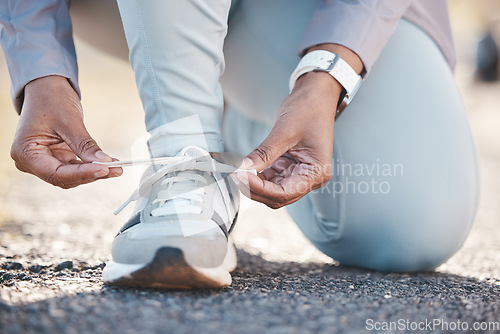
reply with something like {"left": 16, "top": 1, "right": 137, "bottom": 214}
{"left": 103, "top": 146, "right": 240, "bottom": 289}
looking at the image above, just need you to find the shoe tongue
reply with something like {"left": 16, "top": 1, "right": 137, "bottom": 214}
{"left": 177, "top": 146, "right": 210, "bottom": 159}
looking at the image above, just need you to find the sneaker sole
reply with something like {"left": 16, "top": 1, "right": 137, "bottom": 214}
{"left": 102, "top": 241, "right": 237, "bottom": 289}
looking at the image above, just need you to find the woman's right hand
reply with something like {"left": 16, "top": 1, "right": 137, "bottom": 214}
{"left": 10, "top": 75, "right": 122, "bottom": 189}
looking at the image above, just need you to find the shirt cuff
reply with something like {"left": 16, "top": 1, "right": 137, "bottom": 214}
{"left": 298, "top": 0, "right": 413, "bottom": 74}
{"left": 0, "top": 0, "right": 80, "bottom": 113}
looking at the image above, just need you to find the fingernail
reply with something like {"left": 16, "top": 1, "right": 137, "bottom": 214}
{"left": 94, "top": 170, "right": 108, "bottom": 178}
{"left": 109, "top": 168, "right": 123, "bottom": 177}
{"left": 241, "top": 157, "right": 254, "bottom": 169}
{"left": 95, "top": 150, "right": 112, "bottom": 161}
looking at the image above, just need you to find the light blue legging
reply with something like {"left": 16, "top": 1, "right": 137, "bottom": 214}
{"left": 74, "top": 0, "right": 479, "bottom": 272}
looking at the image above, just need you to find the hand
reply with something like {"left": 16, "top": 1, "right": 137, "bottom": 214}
{"left": 238, "top": 44, "right": 363, "bottom": 209}
{"left": 237, "top": 71, "right": 339, "bottom": 208}
{"left": 10, "top": 75, "right": 123, "bottom": 189}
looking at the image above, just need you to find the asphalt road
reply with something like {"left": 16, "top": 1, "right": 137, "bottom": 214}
{"left": 0, "top": 171, "right": 499, "bottom": 334}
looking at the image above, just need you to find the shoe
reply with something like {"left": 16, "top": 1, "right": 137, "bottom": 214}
{"left": 102, "top": 146, "right": 240, "bottom": 289}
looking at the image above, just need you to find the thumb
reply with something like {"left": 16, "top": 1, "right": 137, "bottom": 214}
{"left": 242, "top": 132, "right": 290, "bottom": 172}
{"left": 65, "top": 124, "right": 112, "bottom": 163}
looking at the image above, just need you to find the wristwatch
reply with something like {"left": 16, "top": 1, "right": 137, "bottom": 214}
{"left": 289, "top": 50, "right": 363, "bottom": 116}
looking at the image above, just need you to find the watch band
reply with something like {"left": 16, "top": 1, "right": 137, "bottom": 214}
{"left": 289, "top": 50, "right": 363, "bottom": 113}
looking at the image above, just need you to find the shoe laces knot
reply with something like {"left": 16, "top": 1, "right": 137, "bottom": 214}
{"left": 114, "top": 152, "right": 250, "bottom": 216}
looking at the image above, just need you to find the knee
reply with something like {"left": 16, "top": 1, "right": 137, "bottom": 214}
{"left": 364, "top": 196, "right": 477, "bottom": 272}
{"left": 313, "top": 198, "right": 476, "bottom": 272}
{"left": 328, "top": 213, "right": 474, "bottom": 273}
{"left": 288, "top": 176, "right": 478, "bottom": 273}
{"left": 358, "top": 232, "right": 461, "bottom": 272}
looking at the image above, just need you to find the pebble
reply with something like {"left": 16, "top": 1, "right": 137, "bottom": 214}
{"left": 2, "top": 262, "right": 23, "bottom": 270}
{"left": 54, "top": 261, "right": 73, "bottom": 272}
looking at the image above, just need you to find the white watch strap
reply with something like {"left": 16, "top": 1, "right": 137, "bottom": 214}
{"left": 289, "top": 50, "right": 362, "bottom": 96}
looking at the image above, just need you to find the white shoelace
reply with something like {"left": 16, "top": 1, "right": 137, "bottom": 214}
{"left": 94, "top": 156, "right": 254, "bottom": 216}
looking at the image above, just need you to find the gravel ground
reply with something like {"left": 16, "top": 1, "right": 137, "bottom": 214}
{"left": 0, "top": 162, "right": 498, "bottom": 334}
{"left": 1, "top": 8, "right": 499, "bottom": 333}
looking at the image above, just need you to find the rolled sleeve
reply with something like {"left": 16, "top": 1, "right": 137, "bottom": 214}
{"left": 298, "top": 0, "right": 413, "bottom": 74}
{"left": 0, "top": 0, "right": 79, "bottom": 113}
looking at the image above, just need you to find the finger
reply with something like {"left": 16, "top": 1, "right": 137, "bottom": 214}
{"left": 101, "top": 167, "right": 123, "bottom": 179}
{"left": 246, "top": 172, "right": 321, "bottom": 208}
{"left": 230, "top": 170, "right": 255, "bottom": 199}
{"left": 78, "top": 159, "right": 123, "bottom": 180}
{"left": 262, "top": 167, "right": 280, "bottom": 181}
{"left": 49, "top": 162, "right": 112, "bottom": 188}
{"left": 232, "top": 172, "right": 297, "bottom": 208}
{"left": 247, "top": 191, "right": 283, "bottom": 209}
{"left": 16, "top": 147, "right": 110, "bottom": 188}
{"left": 50, "top": 143, "right": 80, "bottom": 163}
{"left": 270, "top": 155, "right": 296, "bottom": 174}
{"left": 241, "top": 182, "right": 297, "bottom": 209}
{"left": 107, "top": 158, "right": 123, "bottom": 178}
{"left": 241, "top": 129, "right": 294, "bottom": 172}
{"left": 261, "top": 155, "right": 298, "bottom": 181}
{"left": 269, "top": 175, "right": 285, "bottom": 184}
{"left": 62, "top": 123, "right": 113, "bottom": 163}
{"left": 247, "top": 173, "right": 288, "bottom": 202}
{"left": 233, "top": 171, "right": 285, "bottom": 200}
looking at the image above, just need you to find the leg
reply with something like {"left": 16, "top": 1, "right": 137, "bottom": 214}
{"left": 222, "top": 1, "right": 479, "bottom": 272}
{"left": 291, "top": 19, "right": 479, "bottom": 272}
{"left": 117, "top": 0, "right": 231, "bottom": 157}
{"left": 101, "top": 0, "right": 239, "bottom": 289}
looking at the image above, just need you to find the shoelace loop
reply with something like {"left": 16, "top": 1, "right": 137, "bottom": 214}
{"left": 110, "top": 155, "right": 254, "bottom": 215}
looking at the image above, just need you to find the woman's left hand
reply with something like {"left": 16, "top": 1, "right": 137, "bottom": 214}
{"left": 238, "top": 70, "right": 341, "bottom": 209}
{"left": 237, "top": 44, "right": 363, "bottom": 209}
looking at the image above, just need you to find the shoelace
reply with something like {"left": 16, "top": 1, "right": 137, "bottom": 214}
{"left": 94, "top": 156, "right": 254, "bottom": 216}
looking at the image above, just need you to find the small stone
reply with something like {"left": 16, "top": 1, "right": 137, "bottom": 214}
{"left": 28, "top": 265, "right": 45, "bottom": 273}
{"left": 3, "top": 280, "right": 15, "bottom": 287}
{"left": 54, "top": 261, "right": 73, "bottom": 272}
{"left": 16, "top": 273, "right": 32, "bottom": 281}
{"left": 3, "top": 262, "right": 23, "bottom": 270}
{"left": 1, "top": 273, "right": 14, "bottom": 281}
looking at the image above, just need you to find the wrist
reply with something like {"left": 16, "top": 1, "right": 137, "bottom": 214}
{"left": 293, "top": 70, "right": 343, "bottom": 96}
{"left": 25, "top": 75, "right": 74, "bottom": 98}
{"left": 291, "top": 71, "right": 342, "bottom": 114}
{"left": 290, "top": 47, "right": 363, "bottom": 116}
{"left": 22, "top": 75, "right": 82, "bottom": 121}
